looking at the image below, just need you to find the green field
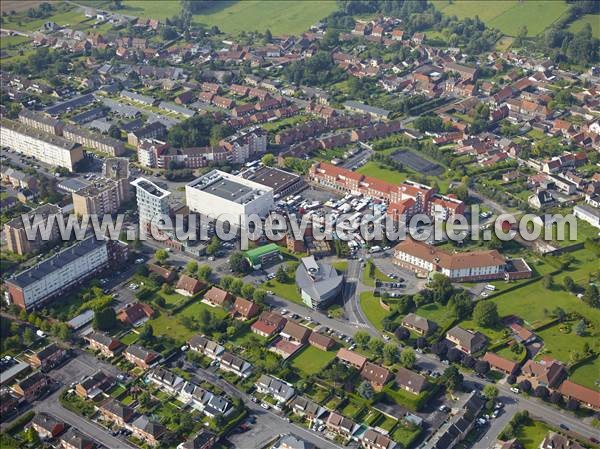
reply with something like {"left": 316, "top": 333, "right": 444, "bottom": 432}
{"left": 3, "top": 5, "right": 89, "bottom": 32}
{"left": 192, "top": 0, "right": 337, "bottom": 36}
{"left": 357, "top": 161, "right": 411, "bottom": 185}
{"left": 262, "top": 278, "right": 303, "bottom": 305}
{"left": 431, "top": 0, "right": 569, "bottom": 36}
{"left": 359, "top": 291, "right": 389, "bottom": 331}
{"left": 569, "top": 356, "right": 600, "bottom": 391}
{"left": 568, "top": 14, "right": 600, "bottom": 38}
{"left": 148, "top": 300, "right": 228, "bottom": 343}
{"left": 290, "top": 345, "right": 337, "bottom": 375}
{"left": 413, "top": 302, "right": 455, "bottom": 330}
{"left": 512, "top": 420, "right": 552, "bottom": 449}
{"left": 122, "top": 0, "right": 183, "bottom": 19}
{"left": 535, "top": 325, "right": 599, "bottom": 365}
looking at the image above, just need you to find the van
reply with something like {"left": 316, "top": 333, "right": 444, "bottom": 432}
{"left": 484, "top": 284, "right": 496, "bottom": 291}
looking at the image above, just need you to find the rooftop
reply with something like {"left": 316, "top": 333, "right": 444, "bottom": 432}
{"left": 187, "top": 170, "right": 272, "bottom": 204}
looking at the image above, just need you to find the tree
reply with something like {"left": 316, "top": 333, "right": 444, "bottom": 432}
{"left": 161, "top": 283, "right": 174, "bottom": 294}
{"left": 563, "top": 276, "right": 575, "bottom": 292}
{"left": 473, "top": 301, "right": 500, "bottom": 328}
{"left": 462, "top": 355, "right": 475, "bottom": 369}
{"left": 253, "top": 289, "right": 267, "bottom": 303}
{"left": 23, "top": 427, "right": 40, "bottom": 445}
{"left": 154, "top": 295, "right": 166, "bottom": 308}
{"left": 430, "top": 342, "right": 448, "bottom": 359}
{"left": 383, "top": 343, "right": 399, "bottom": 365}
{"left": 549, "top": 391, "right": 562, "bottom": 405}
{"left": 534, "top": 385, "right": 548, "bottom": 399}
{"left": 565, "top": 398, "right": 579, "bottom": 411}
{"left": 582, "top": 284, "right": 599, "bottom": 308}
{"left": 441, "top": 366, "right": 463, "bottom": 393}
{"left": 108, "top": 124, "right": 121, "bottom": 139}
{"left": 275, "top": 265, "right": 289, "bottom": 283}
{"left": 229, "top": 252, "right": 250, "bottom": 274}
{"left": 241, "top": 284, "right": 255, "bottom": 299}
{"left": 369, "top": 338, "right": 385, "bottom": 358}
{"left": 220, "top": 275, "right": 234, "bottom": 290}
{"left": 483, "top": 384, "right": 498, "bottom": 401}
{"left": 575, "top": 320, "right": 587, "bottom": 336}
{"left": 447, "top": 347, "right": 463, "bottom": 363}
{"left": 543, "top": 274, "right": 554, "bottom": 290}
{"left": 507, "top": 374, "right": 517, "bottom": 385}
{"left": 206, "top": 236, "right": 220, "bottom": 256}
{"left": 261, "top": 153, "right": 275, "bottom": 166}
{"left": 23, "top": 327, "right": 36, "bottom": 345}
{"left": 140, "top": 323, "right": 154, "bottom": 342}
{"left": 230, "top": 278, "right": 244, "bottom": 295}
{"left": 518, "top": 379, "right": 531, "bottom": 393}
{"left": 185, "top": 261, "right": 198, "bottom": 275}
{"left": 357, "top": 380, "right": 374, "bottom": 399}
{"left": 198, "top": 264, "right": 212, "bottom": 281}
{"left": 474, "top": 360, "right": 490, "bottom": 375}
{"left": 93, "top": 307, "right": 117, "bottom": 331}
{"left": 400, "top": 347, "right": 416, "bottom": 368}
{"left": 355, "top": 330, "right": 371, "bottom": 349}
{"left": 155, "top": 248, "right": 169, "bottom": 265}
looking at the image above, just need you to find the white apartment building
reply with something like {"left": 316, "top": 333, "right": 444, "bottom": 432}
{"left": 1, "top": 119, "right": 84, "bottom": 171}
{"left": 131, "top": 178, "right": 171, "bottom": 234}
{"left": 185, "top": 170, "right": 273, "bottom": 224}
{"left": 5, "top": 236, "right": 110, "bottom": 310}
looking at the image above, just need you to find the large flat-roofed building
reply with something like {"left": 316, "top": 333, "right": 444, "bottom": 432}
{"left": 186, "top": 170, "right": 274, "bottom": 223}
{"left": 4, "top": 204, "right": 63, "bottom": 256}
{"left": 393, "top": 239, "right": 508, "bottom": 282}
{"left": 0, "top": 119, "right": 84, "bottom": 171}
{"left": 4, "top": 236, "right": 111, "bottom": 310}
{"left": 241, "top": 166, "right": 306, "bottom": 199}
{"left": 72, "top": 177, "right": 126, "bottom": 216}
{"left": 296, "top": 255, "right": 344, "bottom": 309}
{"left": 131, "top": 178, "right": 171, "bottom": 235}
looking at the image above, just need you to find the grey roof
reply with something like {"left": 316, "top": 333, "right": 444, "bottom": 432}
{"left": 402, "top": 313, "right": 437, "bottom": 333}
{"left": 63, "top": 124, "right": 124, "bottom": 150}
{"left": 7, "top": 236, "right": 107, "bottom": 289}
{"left": 179, "top": 430, "right": 216, "bottom": 449}
{"left": 256, "top": 374, "right": 295, "bottom": 400}
{"left": 1, "top": 119, "right": 80, "bottom": 151}
{"left": 71, "top": 107, "right": 107, "bottom": 124}
{"left": 121, "top": 90, "right": 156, "bottom": 105}
{"left": 158, "top": 101, "right": 195, "bottom": 117}
{"left": 447, "top": 326, "right": 487, "bottom": 352}
{"left": 87, "top": 119, "right": 112, "bottom": 133}
{"left": 67, "top": 310, "right": 95, "bottom": 329}
{"left": 125, "top": 344, "right": 158, "bottom": 361}
{"left": 574, "top": 204, "right": 600, "bottom": 219}
{"left": 242, "top": 166, "right": 301, "bottom": 194}
{"left": 18, "top": 109, "right": 61, "bottom": 127}
{"left": 86, "top": 331, "right": 116, "bottom": 347}
{"left": 343, "top": 100, "right": 390, "bottom": 117}
{"left": 131, "top": 415, "right": 165, "bottom": 437}
{"left": 274, "top": 435, "right": 315, "bottom": 449}
{"left": 195, "top": 176, "right": 252, "bottom": 201}
{"left": 57, "top": 177, "right": 90, "bottom": 193}
{"left": 5, "top": 203, "right": 61, "bottom": 229}
{"left": 45, "top": 93, "right": 95, "bottom": 116}
{"left": 295, "top": 256, "right": 344, "bottom": 303}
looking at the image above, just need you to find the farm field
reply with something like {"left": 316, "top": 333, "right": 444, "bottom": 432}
{"left": 431, "top": 0, "right": 569, "bottom": 36}
{"left": 2, "top": 5, "right": 89, "bottom": 32}
{"left": 290, "top": 345, "right": 337, "bottom": 375}
{"left": 192, "top": 0, "right": 337, "bottom": 36}
{"left": 0, "top": 1, "right": 46, "bottom": 14}
{"left": 568, "top": 14, "right": 600, "bottom": 38}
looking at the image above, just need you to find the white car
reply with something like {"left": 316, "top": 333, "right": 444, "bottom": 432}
{"left": 260, "top": 403, "right": 270, "bottom": 410}
{"left": 510, "top": 387, "right": 520, "bottom": 394}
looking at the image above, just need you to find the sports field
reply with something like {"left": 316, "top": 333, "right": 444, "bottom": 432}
{"left": 431, "top": 0, "right": 569, "bottom": 36}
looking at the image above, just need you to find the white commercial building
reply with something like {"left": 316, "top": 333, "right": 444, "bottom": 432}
{"left": 131, "top": 178, "right": 171, "bottom": 235}
{"left": 185, "top": 170, "right": 273, "bottom": 224}
{"left": 1, "top": 119, "right": 84, "bottom": 171}
{"left": 573, "top": 204, "right": 600, "bottom": 229}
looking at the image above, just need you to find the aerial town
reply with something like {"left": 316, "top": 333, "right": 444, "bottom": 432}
{"left": 0, "top": 1, "right": 599, "bottom": 449}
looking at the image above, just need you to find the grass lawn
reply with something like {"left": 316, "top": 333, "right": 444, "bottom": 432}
{"left": 392, "top": 423, "right": 422, "bottom": 449}
{"left": 262, "top": 278, "right": 303, "bottom": 305}
{"left": 362, "top": 261, "right": 394, "bottom": 287}
{"left": 430, "top": 0, "right": 569, "bottom": 36}
{"left": 535, "top": 324, "right": 599, "bottom": 365}
{"left": 120, "top": 331, "right": 139, "bottom": 345}
{"left": 513, "top": 420, "right": 552, "bottom": 449}
{"left": 495, "top": 345, "right": 526, "bottom": 363}
{"left": 332, "top": 261, "right": 348, "bottom": 273}
{"left": 0, "top": 35, "right": 31, "bottom": 49}
{"left": 158, "top": 291, "right": 188, "bottom": 309}
{"left": 359, "top": 291, "right": 389, "bottom": 331}
{"left": 460, "top": 319, "right": 508, "bottom": 346}
{"left": 290, "top": 345, "right": 337, "bottom": 376}
{"left": 148, "top": 300, "right": 228, "bottom": 343}
{"left": 340, "top": 399, "right": 364, "bottom": 419}
{"left": 414, "top": 302, "right": 454, "bottom": 330}
{"left": 568, "top": 14, "right": 600, "bottom": 38}
{"left": 4, "top": 6, "right": 89, "bottom": 32}
{"left": 191, "top": 0, "right": 338, "bottom": 36}
{"left": 357, "top": 161, "right": 411, "bottom": 184}
{"left": 569, "top": 356, "right": 600, "bottom": 392}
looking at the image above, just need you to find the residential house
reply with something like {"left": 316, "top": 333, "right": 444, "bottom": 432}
{"left": 117, "top": 302, "right": 154, "bottom": 327}
{"left": 28, "top": 343, "right": 67, "bottom": 371}
{"left": 203, "top": 286, "right": 232, "bottom": 307}
{"left": 231, "top": 297, "right": 260, "bottom": 320}
{"left": 251, "top": 311, "right": 287, "bottom": 337}
{"left": 75, "top": 371, "right": 115, "bottom": 399}
{"left": 308, "top": 332, "right": 335, "bottom": 351}
{"left": 98, "top": 398, "right": 135, "bottom": 427}
{"left": 147, "top": 263, "right": 176, "bottom": 283}
{"left": 337, "top": 348, "right": 367, "bottom": 370}
{"left": 12, "top": 372, "right": 48, "bottom": 401}
{"left": 289, "top": 396, "right": 326, "bottom": 423}
{"left": 540, "top": 433, "right": 584, "bottom": 449}
{"left": 130, "top": 415, "right": 166, "bottom": 447}
{"left": 281, "top": 321, "right": 311, "bottom": 344}
{"left": 401, "top": 313, "right": 437, "bottom": 336}
{"left": 85, "top": 331, "right": 123, "bottom": 358}
{"left": 521, "top": 358, "right": 567, "bottom": 388}
{"left": 446, "top": 326, "right": 488, "bottom": 355}
{"left": 255, "top": 374, "right": 295, "bottom": 403}
{"left": 362, "top": 429, "right": 395, "bottom": 449}
{"left": 124, "top": 344, "right": 159, "bottom": 369}
{"left": 147, "top": 367, "right": 185, "bottom": 395}
{"left": 60, "top": 428, "right": 95, "bottom": 449}
{"left": 176, "top": 275, "right": 205, "bottom": 297}
{"left": 360, "top": 362, "right": 391, "bottom": 391}
{"left": 482, "top": 352, "right": 519, "bottom": 375}
{"left": 177, "top": 430, "right": 217, "bottom": 449}
{"left": 32, "top": 412, "right": 65, "bottom": 439}
{"left": 219, "top": 352, "right": 253, "bottom": 378}
{"left": 395, "top": 366, "right": 428, "bottom": 394}
{"left": 509, "top": 323, "right": 536, "bottom": 344}
{"left": 558, "top": 380, "right": 600, "bottom": 411}
{"left": 188, "top": 335, "right": 225, "bottom": 360}
{"left": 326, "top": 412, "right": 356, "bottom": 438}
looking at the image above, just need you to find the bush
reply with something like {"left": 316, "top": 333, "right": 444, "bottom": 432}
{"left": 519, "top": 379, "right": 531, "bottom": 393}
